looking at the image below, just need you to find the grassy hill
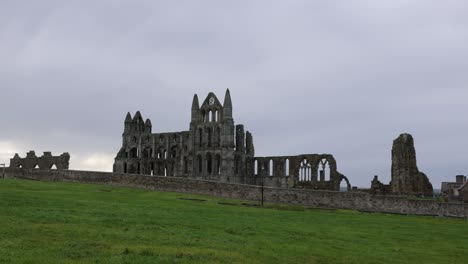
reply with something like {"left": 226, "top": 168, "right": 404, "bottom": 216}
{"left": 0, "top": 179, "right": 467, "bottom": 264}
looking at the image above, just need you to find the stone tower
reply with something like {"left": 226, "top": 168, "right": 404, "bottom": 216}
{"left": 114, "top": 89, "right": 254, "bottom": 183}
{"left": 391, "top": 133, "right": 433, "bottom": 196}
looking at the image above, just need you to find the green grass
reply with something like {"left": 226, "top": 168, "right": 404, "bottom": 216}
{"left": 0, "top": 179, "right": 467, "bottom": 264}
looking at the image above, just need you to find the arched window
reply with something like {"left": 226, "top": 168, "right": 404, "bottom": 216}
{"left": 129, "top": 147, "right": 138, "bottom": 158}
{"left": 123, "top": 162, "right": 127, "bottom": 173}
{"left": 163, "top": 150, "right": 167, "bottom": 159}
{"left": 202, "top": 111, "right": 206, "bottom": 123}
{"left": 143, "top": 147, "right": 152, "bottom": 158}
{"left": 164, "top": 165, "right": 167, "bottom": 177}
{"left": 50, "top": 164, "right": 57, "bottom": 170}
{"left": 184, "top": 157, "right": 188, "bottom": 174}
{"left": 215, "top": 110, "right": 219, "bottom": 122}
{"left": 318, "top": 158, "right": 330, "bottom": 182}
{"left": 254, "top": 160, "right": 258, "bottom": 175}
{"left": 207, "top": 128, "right": 212, "bottom": 147}
{"left": 285, "top": 159, "right": 290, "bottom": 176}
{"left": 137, "top": 163, "right": 141, "bottom": 174}
{"left": 269, "top": 160, "right": 274, "bottom": 176}
{"left": 217, "top": 127, "right": 221, "bottom": 146}
{"left": 209, "top": 111, "right": 213, "bottom": 122}
{"left": 216, "top": 154, "right": 221, "bottom": 175}
{"left": 299, "top": 159, "right": 311, "bottom": 182}
{"left": 207, "top": 153, "right": 213, "bottom": 175}
{"left": 198, "top": 155, "right": 203, "bottom": 174}
{"left": 199, "top": 128, "right": 203, "bottom": 147}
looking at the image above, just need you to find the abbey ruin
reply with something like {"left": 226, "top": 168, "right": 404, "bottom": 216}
{"left": 113, "top": 89, "right": 351, "bottom": 191}
{"left": 4, "top": 89, "right": 468, "bottom": 218}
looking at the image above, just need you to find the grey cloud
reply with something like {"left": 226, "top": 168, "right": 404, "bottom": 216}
{"left": 1, "top": 0, "right": 468, "bottom": 186}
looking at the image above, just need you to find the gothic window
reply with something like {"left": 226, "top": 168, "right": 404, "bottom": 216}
{"left": 207, "top": 128, "right": 212, "bottom": 147}
{"left": 129, "top": 147, "right": 138, "bottom": 158}
{"left": 254, "top": 160, "right": 258, "bottom": 175}
{"left": 143, "top": 147, "right": 152, "bottom": 158}
{"left": 215, "top": 110, "right": 219, "bottom": 122}
{"left": 123, "top": 162, "right": 127, "bottom": 173}
{"left": 207, "top": 153, "right": 213, "bottom": 175}
{"left": 216, "top": 154, "right": 221, "bottom": 175}
{"left": 217, "top": 127, "right": 221, "bottom": 146}
{"left": 285, "top": 159, "right": 290, "bottom": 176}
{"left": 50, "top": 164, "right": 57, "bottom": 170}
{"left": 269, "top": 160, "right": 274, "bottom": 176}
{"left": 199, "top": 128, "right": 203, "bottom": 147}
{"left": 318, "top": 158, "right": 330, "bottom": 182}
{"left": 198, "top": 155, "right": 203, "bottom": 174}
{"left": 299, "top": 159, "right": 311, "bottom": 182}
{"left": 163, "top": 150, "right": 167, "bottom": 160}
{"left": 184, "top": 157, "right": 188, "bottom": 174}
{"left": 209, "top": 111, "right": 213, "bottom": 122}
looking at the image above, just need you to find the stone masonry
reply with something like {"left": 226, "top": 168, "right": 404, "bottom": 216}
{"left": 391, "top": 133, "right": 433, "bottom": 196}
{"left": 113, "top": 89, "right": 350, "bottom": 191}
{"left": 9, "top": 151, "right": 70, "bottom": 170}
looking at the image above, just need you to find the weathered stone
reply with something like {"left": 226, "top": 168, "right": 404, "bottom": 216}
{"left": 9, "top": 151, "right": 70, "bottom": 170}
{"left": 112, "top": 89, "right": 350, "bottom": 191}
{"left": 391, "top": 133, "right": 433, "bottom": 196}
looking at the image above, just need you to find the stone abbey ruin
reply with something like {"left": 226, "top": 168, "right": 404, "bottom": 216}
{"left": 5, "top": 89, "right": 468, "bottom": 217}
{"left": 113, "top": 89, "right": 351, "bottom": 191}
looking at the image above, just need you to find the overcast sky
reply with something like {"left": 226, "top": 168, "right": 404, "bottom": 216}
{"left": 1, "top": 0, "right": 467, "bottom": 187}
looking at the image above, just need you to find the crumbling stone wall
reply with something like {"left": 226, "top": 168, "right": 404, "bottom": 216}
{"left": 9, "top": 151, "right": 70, "bottom": 170}
{"left": 391, "top": 134, "right": 433, "bottom": 196}
{"left": 5, "top": 168, "right": 467, "bottom": 219}
{"left": 247, "top": 154, "right": 350, "bottom": 191}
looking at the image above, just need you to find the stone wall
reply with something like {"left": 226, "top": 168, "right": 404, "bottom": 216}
{"left": 4, "top": 168, "right": 467, "bottom": 219}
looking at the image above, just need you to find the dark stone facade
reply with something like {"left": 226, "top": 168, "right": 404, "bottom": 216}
{"left": 370, "top": 133, "right": 433, "bottom": 197}
{"left": 391, "top": 134, "right": 433, "bottom": 196}
{"left": 113, "top": 89, "right": 349, "bottom": 191}
{"left": 9, "top": 151, "right": 70, "bottom": 170}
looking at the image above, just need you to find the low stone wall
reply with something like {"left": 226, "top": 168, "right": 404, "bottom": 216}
{"left": 4, "top": 168, "right": 467, "bottom": 219}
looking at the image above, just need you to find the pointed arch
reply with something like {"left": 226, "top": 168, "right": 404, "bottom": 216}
{"left": 318, "top": 158, "right": 330, "bottom": 182}
{"left": 50, "top": 164, "right": 57, "bottom": 170}
{"left": 299, "top": 159, "right": 311, "bottom": 182}
{"left": 285, "top": 158, "right": 290, "bottom": 176}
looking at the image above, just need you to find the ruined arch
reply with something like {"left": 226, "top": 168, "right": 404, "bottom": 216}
{"left": 340, "top": 175, "right": 352, "bottom": 192}
{"left": 317, "top": 158, "right": 331, "bottom": 182}
{"left": 299, "top": 159, "right": 311, "bottom": 182}
{"left": 50, "top": 164, "right": 57, "bottom": 170}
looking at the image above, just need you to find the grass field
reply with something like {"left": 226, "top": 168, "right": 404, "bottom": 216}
{"left": 0, "top": 179, "right": 467, "bottom": 264}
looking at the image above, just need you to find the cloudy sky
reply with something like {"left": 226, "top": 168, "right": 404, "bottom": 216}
{"left": 1, "top": 0, "right": 467, "bottom": 187}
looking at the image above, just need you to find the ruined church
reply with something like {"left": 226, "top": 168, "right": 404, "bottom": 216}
{"left": 113, "top": 89, "right": 351, "bottom": 191}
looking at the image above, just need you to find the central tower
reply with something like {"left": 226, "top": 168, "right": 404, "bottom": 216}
{"left": 190, "top": 89, "right": 235, "bottom": 181}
